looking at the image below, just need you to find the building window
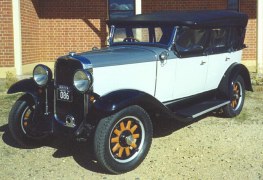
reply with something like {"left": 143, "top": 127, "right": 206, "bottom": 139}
{"left": 228, "top": 0, "right": 240, "bottom": 11}
{"left": 108, "top": 0, "right": 135, "bottom": 19}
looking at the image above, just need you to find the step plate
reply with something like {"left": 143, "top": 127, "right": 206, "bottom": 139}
{"left": 174, "top": 100, "right": 230, "bottom": 119}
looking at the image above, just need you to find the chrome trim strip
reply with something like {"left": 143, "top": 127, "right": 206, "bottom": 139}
{"left": 168, "top": 26, "right": 178, "bottom": 51}
{"left": 163, "top": 98, "right": 184, "bottom": 106}
{"left": 192, "top": 101, "right": 230, "bottom": 118}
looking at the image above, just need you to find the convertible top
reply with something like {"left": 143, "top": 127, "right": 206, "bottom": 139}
{"left": 107, "top": 10, "right": 248, "bottom": 28}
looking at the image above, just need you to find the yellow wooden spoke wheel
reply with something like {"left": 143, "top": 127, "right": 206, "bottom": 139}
{"left": 94, "top": 105, "right": 153, "bottom": 174}
{"left": 109, "top": 117, "right": 144, "bottom": 162}
{"left": 223, "top": 75, "right": 245, "bottom": 117}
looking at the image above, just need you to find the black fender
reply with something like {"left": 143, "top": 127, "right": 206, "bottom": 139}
{"left": 92, "top": 89, "right": 174, "bottom": 117}
{"left": 7, "top": 78, "right": 40, "bottom": 108}
{"left": 7, "top": 78, "right": 54, "bottom": 132}
{"left": 7, "top": 78, "right": 38, "bottom": 95}
{"left": 217, "top": 63, "right": 253, "bottom": 98}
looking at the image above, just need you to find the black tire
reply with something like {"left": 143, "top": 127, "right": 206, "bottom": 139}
{"left": 8, "top": 94, "right": 49, "bottom": 148}
{"left": 223, "top": 75, "right": 245, "bottom": 117}
{"left": 94, "top": 105, "right": 153, "bottom": 174}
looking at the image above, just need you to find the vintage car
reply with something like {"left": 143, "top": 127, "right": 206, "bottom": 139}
{"left": 8, "top": 10, "right": 252, "bottom": 174}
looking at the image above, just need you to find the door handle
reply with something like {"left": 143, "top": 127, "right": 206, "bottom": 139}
{"left": 225, "top": 57, "right": 230, "bottom": 61}
{"left": 200, "top": 61, "right": 206, "bottom": 65}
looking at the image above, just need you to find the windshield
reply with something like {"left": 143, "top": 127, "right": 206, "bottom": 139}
{"left": 110, "top": 25, "right": 175, "bottom": 47}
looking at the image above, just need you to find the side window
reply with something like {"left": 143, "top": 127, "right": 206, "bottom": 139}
{"left": 229, "top": 27, "right": 244, "bottom": 50}
{"left": 175, "top": 27, "right": 208, "bottom": 57}
{"left": 108, "top": 0, "right": 135, "bottom": 19}
{"left": 155, "top": 27, "right": 163, "bottom": 43}
{"left": 132, "top": 28, "right": 149, "bottom": 42}
{"left": 209, "top": 28, "right": 230, "bottom": 53}
{"left": 113, "top": 28, "right": 127, "bottom": 42}
{"left": 228, "top": 0, "right": 240, "bottom": 11}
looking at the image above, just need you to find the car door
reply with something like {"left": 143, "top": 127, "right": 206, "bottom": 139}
{"left": 155, "top": 27, "right": 209, "bottom": 102}
{"left": 205, "top": 28, "right": 235, "bottom": 91}
{"left": 155, "top": 53, "right": 208, "bottom": 102}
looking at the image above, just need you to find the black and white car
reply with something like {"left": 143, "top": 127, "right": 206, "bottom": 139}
{"left": 8, "top": 10, "right": 252, "bottom": 174}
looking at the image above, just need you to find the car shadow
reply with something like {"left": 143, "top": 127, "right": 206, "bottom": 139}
{"left": 51, "top": 136, "right": 106, "bottom": 173}
{"left": 0, "top": 124, "right": 22, "bottom": 148}
{"left": 0, "top": 123, "right": 106, "bottom": 173}
{"left": 0, "top": 114, "right": 215, "bottom": 174}
{"left": 152, "top": 116, "right": 191, "bottom": 138}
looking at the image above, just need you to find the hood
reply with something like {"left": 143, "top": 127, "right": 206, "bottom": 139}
{"left": 78, "top": 46, "right": 166, "bottom": 68}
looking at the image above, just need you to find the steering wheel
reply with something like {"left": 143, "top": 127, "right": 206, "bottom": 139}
{"left": 123, "top": 37, "right": 140, "bottom": 43}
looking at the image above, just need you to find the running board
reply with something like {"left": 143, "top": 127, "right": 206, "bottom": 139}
{"left": 174, "top": 100, "right": 230, "bottom": 119}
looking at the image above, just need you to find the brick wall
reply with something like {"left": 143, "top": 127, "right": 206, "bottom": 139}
{"left": 0, "top": 0, "right": 14, "bottom": 67}
{"left": 37, "top": 0, "right": 107, "bottom": 62}
{"left": 240, "top": 0, "right": 257, "bottom": 61}
{"left": 21, "top": 0, "right": 41, "bottom": 65}
{"left": 0, "top": 0, "right": 257, "bottom": 69}
{"left": 142, "top": 0, "right": 226, "bottom": 12}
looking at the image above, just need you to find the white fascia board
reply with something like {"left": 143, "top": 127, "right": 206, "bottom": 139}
{"left": 135, "top": 0, "right": 141, "bottom": 15}
{"left": 257, "top": 0, "right": 263, "bottom": 75}
{"left": 12, "top": 0, "right": 23, "bottom": 76}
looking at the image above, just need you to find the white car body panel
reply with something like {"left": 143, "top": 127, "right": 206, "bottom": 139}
{"left": 155, "top": 56, "right": 208, "bottom": 102}
{"left": 205, "top": 50, "right": 242, "bottom": 90}
{"left": 154, "top": 59, "right": 176, "bottom": 102}
{"left": 93, "top": 61, "right": 156, "bottom": 96}
{"left": 172, "top": 56, "right": 208, "bottom": 100}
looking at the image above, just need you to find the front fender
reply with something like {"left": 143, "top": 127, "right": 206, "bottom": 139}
{"left": 7, "top": 78, "right": 38, "bottom": 95}
{"left": 92, "top": 89, "right": 173, "bottom": 117}
{"left": 7, "top": 78, "right": 54, "bottom": 117}
{"left": 8, "top": 78, "right": 54, "bottom": 132}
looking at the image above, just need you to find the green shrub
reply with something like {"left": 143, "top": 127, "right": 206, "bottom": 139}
{"left": 251, "top": 73, "right": 263, "bottom": 85}
{"left": 5, "top": 71, "right": 18, "bottom": 89}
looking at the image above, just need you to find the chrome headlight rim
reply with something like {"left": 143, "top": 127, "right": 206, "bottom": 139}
{"left": 73, "top": 69, "right": 93, "bottom": 94}
{"left": 33, "top": 64, "right": 52, "bottom": 87}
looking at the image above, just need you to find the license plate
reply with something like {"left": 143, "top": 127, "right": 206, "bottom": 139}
{"left": 57, "top": 86, "right": 73, "bottom": 102}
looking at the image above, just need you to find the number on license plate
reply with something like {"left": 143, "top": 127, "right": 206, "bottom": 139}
{"left": 57, "top": 88, "right": 72, "bottom": 102}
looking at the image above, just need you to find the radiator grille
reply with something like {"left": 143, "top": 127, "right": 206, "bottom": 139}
{"left": 54, "top": 58, "right": 84, "bottom": 127}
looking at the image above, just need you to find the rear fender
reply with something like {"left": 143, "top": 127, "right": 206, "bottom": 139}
{"left": 217, "top": 63, "right": 253, "bottom": 98}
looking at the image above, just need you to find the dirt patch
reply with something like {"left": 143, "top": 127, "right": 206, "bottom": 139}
{"left": 0, "top": 92, "right": 263, "bottom": 179}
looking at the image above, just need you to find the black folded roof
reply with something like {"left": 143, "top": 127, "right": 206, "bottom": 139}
{"left": 107, "top": 10, "right": 248, "bottom": 28}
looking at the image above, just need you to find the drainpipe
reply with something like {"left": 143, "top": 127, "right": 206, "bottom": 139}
{"left": 257, "top": 0, "right": 263, "bottom": 75}
{"left": 12, "top": 0, "right": 22, "bottom": 76}
{"left": 135, "top": 0, "right": 141, "bottom": 15}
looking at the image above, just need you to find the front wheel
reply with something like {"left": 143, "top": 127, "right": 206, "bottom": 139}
{"left": 223, "top": 75, "right": 245, "bottom": 117}
{"left": 94, "top": 105, "right": 153, "bottom": 174}
{"left": 8, "top": 94, "right": 49, "bottom": 147}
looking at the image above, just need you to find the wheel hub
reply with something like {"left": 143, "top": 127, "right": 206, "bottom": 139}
{"left": 125, "top": 135, "right": 135, "bottom": 146}
{"left": 233, "top": 94, "right": 239, "bottom": 99}
{"left": 119, "top": 130, "right": 132, "bottom": 147}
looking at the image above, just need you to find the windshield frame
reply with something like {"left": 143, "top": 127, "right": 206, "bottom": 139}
{"left": 108, "top": 24, "right": 176, "bottom": 49}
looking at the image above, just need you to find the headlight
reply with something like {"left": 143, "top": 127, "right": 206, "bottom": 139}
{"left": 33, "top": 64, "right": 52, "bottom": 87}
{"left": 73, "top": 70, "right": 93, "bottom": 93}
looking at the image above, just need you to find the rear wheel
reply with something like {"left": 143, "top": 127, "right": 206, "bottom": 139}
{"left": 94, "top": 105, "right": 153, "bottom": 174}
{"left": 223, "top": 75, "right": 245, "bottom": 117}
{"left": 8, "top": 94, "right": 49, "bottom": 147}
